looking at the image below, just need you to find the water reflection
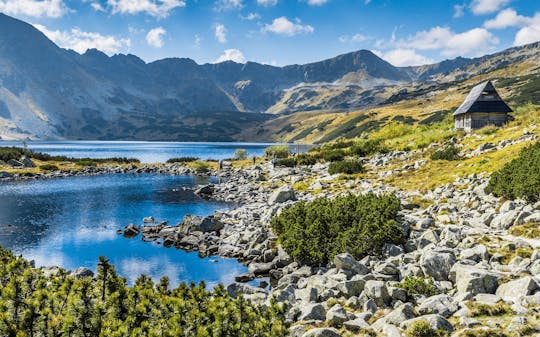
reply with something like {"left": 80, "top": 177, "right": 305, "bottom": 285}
{"left": 0, "top": 174, "right": 247, "bottom": 286}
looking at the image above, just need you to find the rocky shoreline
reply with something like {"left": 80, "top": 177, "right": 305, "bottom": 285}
{"left": 0, "top": 162, "right": 213, "bottom": 181}
{"left": 111, "top": 151, "right": 540, "bottom": 336}
{"left": 2, "top": 146, "right": 539, "bottom": 336}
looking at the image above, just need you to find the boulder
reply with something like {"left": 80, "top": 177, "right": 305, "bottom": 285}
{"left": 235, "top": 272, "right": 254, "bottom": 283}
{"left": 343, "top": 318, "right": 370, "bottom": 332}
{"left": 401, "top": 314, "right": 454, "bottom": 333}
{"left": 325, "top": 304, "right": 349, "bottom": 327}
{"left": 337, "top": 279, "right": 365, "bottom": 297}
{"left": 20, "top": 156, "right": 35, "bottom": 168}
{"left": 70, "top": 267, "right": 94, "bottom": 279}
{"left": 195, "top": 184, "right": 214, "bottom": 196}
{"left": 298, "top": 303, "right": 326, "bottom": 321}
{"left": 490, "top": 210, "right": 520, "bottom": 230}
{"left": 364, "top": 280, "right": 390, "bottom": 307}
{"left": 376, "top": 303, "right": 415, "bottom": 326}
{"left": 417, "top": 294, "right": 458, "bottom": 318}
{"left": 268, "top": 185, "right": 296, "bottom": 204}
{"left": 450, "top": 264, "right": 502, "bottom": 297}
{"left": 0, "top": 171, "right": 13, "bottom": 178}
{"left": 248, "top": 262, "right": 273, "bottom": 276}
{"left": 419, "top": 250, "right": 456, "bottom": 281}
{"left": 460, "top": 244, "right": 489, "bottom": 262}
{"left": 301, "top": 328, "right": 341, "bottom": 337}
{"left": 496, "top": 277, "right": 539, "bottom": 301}
{"left": 227, "top": 283, "right": 267, "bottom": 298}
{"left": 123, "top": 224, "right": 140, "bottom": 238}
{"left": 179, "top": 215, "right": 224, "bottom": 233}
{"left": 7, "top": 159, "right": 23, "bottom": 167}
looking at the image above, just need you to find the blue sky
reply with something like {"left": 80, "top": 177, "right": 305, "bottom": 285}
{"left": 2, "top": 0, "right": 540, "bottom": 66}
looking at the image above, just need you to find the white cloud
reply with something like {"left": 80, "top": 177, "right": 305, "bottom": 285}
{"left": 145, "top": 27, "right": 166, "bottom": 48}
{"left": 90, "top": 2, "right": 106, "bottom": 11}
{"left": 33, "top": 24, "right": 131, "bottom": 55}
{"left": 453, "top": 4, "right": 465, "bottom": 18}
{"left": 257, "top": 0, "right": 277, "bottom": 6}
{"left": 241, "top": 12, "right": 260, "bottom": 20}
{"left": 193, "top": 34, "right": 201, "bottom": 48}
{"left": 263, "top": 17, "right": 314, "bottom": 36}
{"left": 339, "top": 33, "right": 370, "bottom": 43}
{"left": 214, "top": 0, "right": 242, "bottom": 11}
{"left": 214, "top": 48, "right": 246, "bottom": 63}
{"left": 470, "top": 0, "right": 509, "bottom": 15}
{"left": 373, "top": 48, "right": 433, "bottom": 67}
{"left": 215, "top": 23, "right": 227, "bottom": 43}
{"left": 399, "top": 26, "right": 499, "bottom": 57}
{"left": 0, "top": 0, "right": 68, "bottom": 18}
{"left": 514, "top": 23, "right": 540, "bottom": 46}
{"left": 107, "top": 0, "right": 185, "bottom": 18}
{"left": 484, "top": 8, "right": 531, "bottom": 29}
{"left": 306, "top": 0, "right": 328, "bottom": 5}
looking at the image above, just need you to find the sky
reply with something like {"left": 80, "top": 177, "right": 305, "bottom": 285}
{"left": 1, "top": 0, "right": 540, "bottom": 67}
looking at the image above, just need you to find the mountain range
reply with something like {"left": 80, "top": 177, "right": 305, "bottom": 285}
{"left": 0, "top": 12, "right": 539, "bottom": 141}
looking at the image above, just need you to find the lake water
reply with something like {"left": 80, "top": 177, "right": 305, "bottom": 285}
{"left": 0, "top": 173, "right": 249, "bottom": 287}
{"left": 0, "top": 141, "right": 310, "bottom": 163}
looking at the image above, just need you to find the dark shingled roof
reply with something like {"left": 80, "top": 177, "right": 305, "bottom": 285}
{"left": 453, "top": 80, "right": 513, "bottom": 116}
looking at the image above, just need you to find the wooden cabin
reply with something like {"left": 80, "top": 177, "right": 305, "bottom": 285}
{"left": 453, "top": 80, "right": 512, "bottom": 131}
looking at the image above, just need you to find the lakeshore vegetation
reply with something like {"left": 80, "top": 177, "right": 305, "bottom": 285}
{"left": 0, "top": 248, "right": 288, "bottom": 337}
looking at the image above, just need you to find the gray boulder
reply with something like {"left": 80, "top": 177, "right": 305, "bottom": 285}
{"left": 333, "top": 253, "right": 368, "bottom": 274}
{"left": 496, "top": 277, "right": 539, "bottom": 301}
{"left": 70, "top": 267, "right": 94, "bottom": 279}
{"left": 401, "top": 314, "right": 454, "bottom": 333}
{"left": 325, "top": 304, "right": 349, "bottom": 327}
{"left": 268, "top": 185, "right": 296, "bottom": 204}
{"left": 364, "top": 280, "right": 390, "bottom": 307}
{"left": 451, "top": 264, "right": 502, "bottom": 297}
{"left": 180, "top": 215, "right": 224, "bottom": 233}
{"left": 343, "top": 317, "right": 370, "bottom": 332}
{"left": 227, "top": 283, "right": 267, "bottom": 298}
{"left": 20, "top": 156, "right": 35, "bottom": 168}
{"left": 419, "top": 250, "right": 456, "bottom": 281}
{"left": 298, "top": 303, "right": 327, "bottom": 321}
{"left": 301, "top": 328, "right": 341, "bottom": 337}
{"left": 417, "top": 294, "right": 458, "bottom": 318}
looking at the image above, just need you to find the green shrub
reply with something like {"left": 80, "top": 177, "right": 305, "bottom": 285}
{"left": 166, "top": 157, "right": 198, "bottom": 163}
{"left": 397, "top": 276, "right": 438, "bottom": 299}
{"left": 349, "top": 139, "right": 388, "bottom": 157}
{"left": 193, "top": 161, "right": 210, "bottom": 173}
{"left": 321, "top": 149, "right": 346, "bottom": 162}
{"left": 265, "top": 145, "right": 289, "bottom": 159}
{"left": 486, "top": 142, "right": 540, "bottom": 202}
{"left": 39, "top": 164, "right": 59, "bottom": 171}
{"left": 75, "top": 159, "right": 97, "bottom": 167}
{"left": 430, "top": 145, "right": 460, "bottom": 161}
{"left": 321, "top": 140, "right": 354, "bottom": 150}
{"left": 328, "top": 160, "right": 364, "bottom": 175}
{"left": 0, "top": 147, "right": 28, "bottom": 162}
{"left": 233, "top": 149, "right": 248, "bottom": 160}
{"left": 271, "top": 193, "right": 404, "bottom": 266}
{"left": 0, "top": 246, "right": 288, "bottom": 336}
{"left": 405, "top": 320, "right": 436, "bottom": 337}
{"left": 276, "top": 158, "right": 296, "bottom": 167}
{"left": 466, "top": 301, "right": 511, "bottom": 316}
{"left": 296, "top": 153, "right": 317, "bottom": 166}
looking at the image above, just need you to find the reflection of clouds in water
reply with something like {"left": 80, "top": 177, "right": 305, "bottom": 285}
{"left": 119, "top": 256, "right": 185, "bottom": 285}
{"left": 206, "top": 265, "right": 246, "bottom": 290}
{"left": 22, "top": 249, "right": 69, "bottom": 269}
{"left": 74, "top": 225, "right": 116, "bottom": 244}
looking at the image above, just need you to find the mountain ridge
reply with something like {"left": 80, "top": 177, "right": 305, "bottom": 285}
{"left": 0, "top": 13, "right": 539, "bottom": 141}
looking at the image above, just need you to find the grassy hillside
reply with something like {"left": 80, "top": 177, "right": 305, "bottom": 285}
{"left": 244, "top": 59, "right": 540, "bottom": 144}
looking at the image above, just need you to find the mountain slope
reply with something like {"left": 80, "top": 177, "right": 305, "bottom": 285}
{"left": 0, "top": 12, "right": 538, "bottom": 141}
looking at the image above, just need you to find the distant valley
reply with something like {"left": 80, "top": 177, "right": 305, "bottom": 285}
{"left": 0, "top": 13, "right": 539, "bottom": 142}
